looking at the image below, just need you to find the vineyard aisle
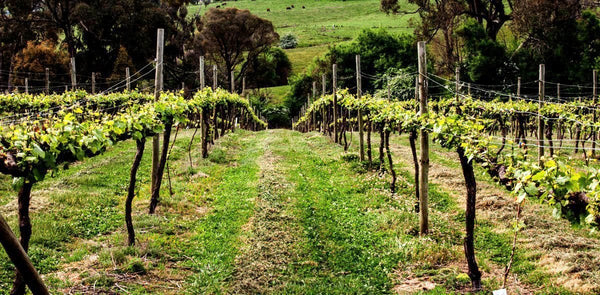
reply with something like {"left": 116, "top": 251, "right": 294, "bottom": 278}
{"left": 5, "top": 128, "right": 599, "bottom": 293}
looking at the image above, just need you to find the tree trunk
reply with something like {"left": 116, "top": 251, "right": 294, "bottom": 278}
{"left": 457, "top": 147, "right": 482, "bottom": 291}
{"left": 11, "top": 179, "right": 34, "bottom": 295}
{"left": 149, "top": 121, "right": 173, "bottom": 214}
{"left": 126, "top": 138, "right": 146, "bottom": 246}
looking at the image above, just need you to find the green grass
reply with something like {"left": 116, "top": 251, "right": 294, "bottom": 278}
{"left": 285, "top": 44, "right": 329, "bottom": 74}
{"left": 0, "top": 129, "right": 598, "bottom": 293}
{"left": 189, "top": 0, "right": 414, "bottom": 48}
{"left": 263, "top": 85, "right": 291, "bottom": 105}
{"left": 189, "top": 0, "right": 416, "bottom": 75}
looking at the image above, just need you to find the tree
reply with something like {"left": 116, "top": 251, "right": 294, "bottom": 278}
{"left": 381, "top": 0, "right": 512, "bottom": 73}
{"left": 382, "top": 0, "right": 512, "bottom": 41}
{"left": 0, "top": 0, "right": 51, "bottom": 91}
{"left": 511, "top": 0, "right": 581, "bottom": 54}
{"left": 39, "top": 0, "right": 80, "bottom": 58}
{"left": 12, "top": 40, "right": 70, "bottom": 90}
{"left": 245, "top": 47, "right": 292, "bottom": 89}
{"left": 199, "top": 7, "right": 279, "bottom": 91}
{"left": 457, "top": 20, "right": 514, "bottom": 86}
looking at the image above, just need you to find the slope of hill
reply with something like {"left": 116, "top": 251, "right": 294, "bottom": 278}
{"left": 189, "top": 0, "right": 415, "bottom": 74}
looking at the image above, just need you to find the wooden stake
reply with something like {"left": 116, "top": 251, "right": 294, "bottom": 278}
{"left": 455, "top": 66, "right": 460, "bottom": 101}
{"left": 126, "top": 67, "right": 131, "bottom": 91}
{"left": 213, "top": 65, "right": 217, "bottom": 90}
{"left": 91, "top": 72, "right": 95, "bottom": 94}
{"left": 45, "top": 68, "right": 50, "bottom": 95}
{"left": 593, "top": 70, "right": 598, "bottom": 157}
{"left": 7, "top": 56, "right": 12, "bottom": 93}
{"left": 230, "top": 71, "right": 235, "bottom": 93}
{"left": 418, "top": 41, "right": 429, "bottom": 235}
{"left": 538, "top": 64, "right": 545, "bottom": 165}
{"left": 356, "top": 55, "right": 364, "bottom": 161}
{"left": 517, "top": 77, "right": 521, "bottom": 97}
{"left": 152, "top": 28, "right": 164, "bottom": 196}
{"left": 199, "top": 56, "right": 205, "bottom": 89}
{"left": 322, "top": 74, "right": 326, "bottom": 134}
{"left": 242, "top": 76, "right": 246, "bottom": 96}
{"left": 24, "top": 78, "right": 28, "bottom": 94}
{"left": 0, "top": 213, "right": 49, "bottom": 295}
{"left": 333, "top": 64, "right": 338, "bottom": 143}
{"left": 557, "top": 83, "right": 561, "bottom": 101}
{"left": 312, "top": 81, "right": 317, "bottom": 131}
{"left": 70, "top": 57, "right": 76, "bottom": 90}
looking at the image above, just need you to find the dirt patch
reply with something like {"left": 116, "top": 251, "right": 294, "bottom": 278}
{"left": 1, "top": 189, "right": 54, "bottom": 216}
{"left": 229, "top": 136, "right": 300, "bottom": 294}
{"left": 389, "top": 138, "right": 600, "bottom": 293}
{"left": 394, "top": 277, "right": 436, "bottom": 293}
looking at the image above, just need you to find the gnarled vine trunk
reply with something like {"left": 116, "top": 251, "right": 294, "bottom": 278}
{"left": 11, "top": 179, "right": 34, "bottom": 295}
{"left": 409, "top": 130, "right": 420, "bottom": 212}
{"left": 149, "top": 121, "right": 173, "bottom": 214}
{"left": 378, "top": 125, "right": 385, "bottom": 172}
{"left": 384, "top": 128, "right": 396, "bottom": 193}
{"left": 457, "top": 146, "right": 482, "bottom": 291}
{"left": 126, "top": 138, "right": 146, "bottom": 246}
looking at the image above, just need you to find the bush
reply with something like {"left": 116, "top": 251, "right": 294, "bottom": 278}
{"left": 262, "top": 105, "right": 290, "bottom": 128}
{"left": 280, "top": 33, "right": 298, "bottom": 49}
{"left": 287, "top": 29, "right": 417, "bottom": 117}
{"left": 245, "top": 47, "right": 292, "bottom": 88}
{"left": 12, "top": 40, "right": 70, "bottom": 89}
{"left": 374, "top": 68, "right": 418, "bottom": 101}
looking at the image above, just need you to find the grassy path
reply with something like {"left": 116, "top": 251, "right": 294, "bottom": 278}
{"left": 228, "top": 129, "right": 411, "bottom": 293}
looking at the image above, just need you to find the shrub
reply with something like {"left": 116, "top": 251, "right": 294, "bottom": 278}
{"left": 280, "top": 33, "right": 298, "bottom": 49}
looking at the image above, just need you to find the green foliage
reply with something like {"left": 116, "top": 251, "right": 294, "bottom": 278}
{"left": 315, "top": 28, "right": 416, "bottom": 93}
{"left": 287, "top": 28, "right": 416, "bottom": 117}
{"left": 279, "top": 33, "right": 298, "bottom": 49}
{"left": 373, "top": 68, "right": 416, "bottom": 101}
{"left": 262, "top": 104, "right": 290, "bottom": 128}
{"left": 458, "top": 20, "right": 513, "bottom": 86}
{"left": 285, "top": 73, "right": 313, "bottom": 117}
{"left": 246, "top": 47, "right": 292, "bottom": 88}
{"left": 0, "top": 88, "right": 265, "bottom": 183}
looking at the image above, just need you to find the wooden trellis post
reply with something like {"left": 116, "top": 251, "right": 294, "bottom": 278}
{"left": 417, "top": 41, "right": 429, "bottom": 235}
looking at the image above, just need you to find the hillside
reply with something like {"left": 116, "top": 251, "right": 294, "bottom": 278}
{"left": 189, "top": 0, "right": 415, "bottom": 74}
